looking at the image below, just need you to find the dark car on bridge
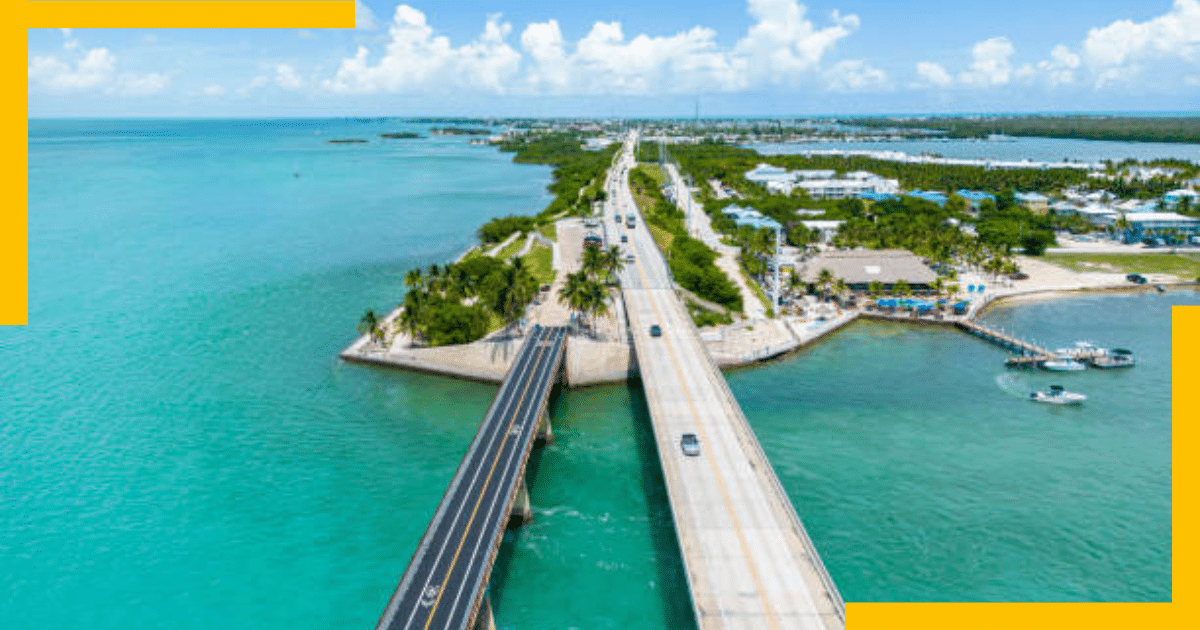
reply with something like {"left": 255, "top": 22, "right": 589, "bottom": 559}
{"left": 680, "top": 433, "right": 700, "bottom": 456}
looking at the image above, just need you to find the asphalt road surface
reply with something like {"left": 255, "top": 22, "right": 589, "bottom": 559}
{"left": 375, "top": 325, "right": 567, "bottom": 630}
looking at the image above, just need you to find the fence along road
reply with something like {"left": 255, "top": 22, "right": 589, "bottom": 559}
{"left": 375, "top": 325, "right": 567, "bottom": 630}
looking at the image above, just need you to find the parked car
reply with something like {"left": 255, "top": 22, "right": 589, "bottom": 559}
{"left": 649, "top": 324, "right": 661, "bottom": 337}
{"left": 1127, "top": 273, "right": 1148, "bottom": 284}
{"left": 680, "top": 433, "right": 700, "bottom": 456}
{"left": 620, "top": 235, "right": 628, "bottom": 243}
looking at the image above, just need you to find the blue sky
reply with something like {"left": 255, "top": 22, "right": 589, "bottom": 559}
{"left": 27, "top": 0, "right": 1200, "bottom": 117}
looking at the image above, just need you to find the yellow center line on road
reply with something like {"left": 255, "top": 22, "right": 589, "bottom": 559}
{"left": 419, "top": 333, "right": 553, "bottom": 630}
{"left": 625, "top": 205, "right": 786, "bottom": 630}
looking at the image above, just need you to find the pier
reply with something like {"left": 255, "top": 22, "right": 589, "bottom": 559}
{"left": 954, "top": 319, "right": 1053, "bottom": 357}
{"left": 374, "top": 325, "right": 566, "bottom": 630}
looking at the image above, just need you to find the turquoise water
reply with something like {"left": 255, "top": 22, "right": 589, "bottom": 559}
{"left": 729, "top": 291, "right": 1184, "bottom": 602}
{"left": 753, "top": 136, "right": 1200, "bottom": 163}
{"left": 6, "top": 120, "right": 1181, "bottom": 630}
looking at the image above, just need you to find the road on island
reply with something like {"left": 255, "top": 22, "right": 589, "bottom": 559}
{"left": 609, "top": 132, "right": 845, "bottom": 630}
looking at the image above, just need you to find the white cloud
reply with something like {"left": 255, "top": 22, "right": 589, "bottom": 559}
{"left": 958, "top": 36, "right": 1016, "bottom": 86}
{"left": 324, "top": 1, "right": 860, "bottom": 96}
{"left": 29, "top": 30, "right": 169, "bottom": 96}
{"left": 275, "top": 63, "right": 304, "bottom": 90}
{"left": 1037, "top": 44, "right": 1081, "bottom": 86}
{"left": 29, "top": 47, "right": 115, "bottom": 91}
{"left": 324, "top": 6, "right": 522, "bottom": 94}
{"left": 824, "top": 59, "right": 887, "bottom": 92}
{"left": 914, "top": 61, "right": 952, "bottom": 87}
{"left": 113, "top": 72, "right": 170, "bottom": 96}
{"left": 355, "top": 1, "right": 379, "bottom": 30}
{"left": 1082, "top": 0, "right": 1200, "bottom": 69}
{"left": 202, "top": 84, "right": 226, "bottom": 96}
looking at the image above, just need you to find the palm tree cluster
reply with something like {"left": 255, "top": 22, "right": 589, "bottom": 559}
{"left": 393, "top": 256, "right": 539, "bottom": 347}
{"left": 559, "top": 245, "right": 625, "bottom": 335}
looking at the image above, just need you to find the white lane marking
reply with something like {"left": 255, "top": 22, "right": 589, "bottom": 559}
{"left": 443, "top": 329, "right": 566, "bottom": 629}
{"left": 394, "top": 328, "right": 546, "bottom": 630}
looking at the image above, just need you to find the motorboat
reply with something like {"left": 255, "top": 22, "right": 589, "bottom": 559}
{"left": 1041, "top": 356, "right": 1086, "bottom": 371}
{"left": 1090, "top": 348, "right": 1136, "bottom": 369}
{"left": 1030, "top": 385, "right": 1086, "bottom": 405}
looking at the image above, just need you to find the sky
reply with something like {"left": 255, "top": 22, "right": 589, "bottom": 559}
{"left": 26, "top": 0, "right": 1200, "bottom": 117}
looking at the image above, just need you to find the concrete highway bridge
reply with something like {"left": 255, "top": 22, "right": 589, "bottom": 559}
{"left": 374, "top": 325, "right": 566, "bottom": 630}
{"left": 374, "top": 132, "right": 844, "bottom": 630}
{"left": 610, "top": 135, "right": 845, "bottom": 630}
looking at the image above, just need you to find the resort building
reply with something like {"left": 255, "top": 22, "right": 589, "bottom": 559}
{"left": 744, "top": 164, "right": 898, "bottom": 199}
{"left": 1015, "top": 192, "right": 1050, "bottom": 214}
{"left": 858, "top": 191, "right": 898, "bottom": 202}
{"left": 955, "top": 190, "right": 996, "bottom": 214}
{"left": 745, "top": 164, "right": 794, "bottom": 187}
{"left": 1064, "top": 204, "right": 1120, "bottom": 227}
{"left": 799, "top": 220, "right": 846, "bottom": 244}
{"left": 799, "top": 249, "right": 937, "bottom": 293}
{"left": 906, "top": 190, "right": 948, "bottom": 207}
{"left": 722, "top": 205, "right": 783, "bottom": 231}
{"left": 1164, "top": 188, "right": 1199, "bottom": 209}
{"left": 1122, "top": 212, "right": 1200, "bottom": 243}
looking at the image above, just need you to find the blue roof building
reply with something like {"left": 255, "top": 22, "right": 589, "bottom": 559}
{"left": 722, "top": 205, "right": 781, "bottom": 230}
{"left": 907, "top": 190, "right": 948, "bottom": 207}
{"left": 955, "top": 189, "right": 995, "bottom": 211}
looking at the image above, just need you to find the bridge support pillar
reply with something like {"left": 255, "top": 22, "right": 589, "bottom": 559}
{"left": 471, "top": 595, "right": 497, "bottom": 630}
{"left": 510, "top": 478, "right": 533, "bottom": 527}
{"left": 536, "top": 409, "right": 554, "bottom": 445}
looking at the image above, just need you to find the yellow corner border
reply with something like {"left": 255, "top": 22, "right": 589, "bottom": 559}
{"left": 8, "top": 2, "right": 355, "bottom": 325}
{"left": 13, "top": 4, "right": 1193, "bottom": 629}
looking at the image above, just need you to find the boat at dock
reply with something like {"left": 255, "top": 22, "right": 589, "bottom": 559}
{"left": 1090, "top": 348, "right": 1136, "bottom": 369}
{"left": 1030, "top": 385, "right": 1087, "bottom": 405}
{"left": 1041, "top": 356, "right": 1087, "bottom": 371}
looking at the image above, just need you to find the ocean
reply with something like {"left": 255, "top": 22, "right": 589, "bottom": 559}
{"left": 5, "top": 119, "right": 1181, "bottom": 629}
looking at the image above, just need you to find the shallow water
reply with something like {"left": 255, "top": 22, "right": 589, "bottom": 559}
{"left": 5, "top": 121, "right": 1184, "bottom": 630}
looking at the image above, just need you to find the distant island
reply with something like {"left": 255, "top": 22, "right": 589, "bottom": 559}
{"left": 852, "top": 115, "right": 1200, "bottom": 144}
{"left": 381, "top": 132, "right": 421, "bottom": 139}
{"left": 431, "top": 127, "right": 491, "bottom": 136}
{"left": 328, "top": 138, "right": 369, "bottom": 144}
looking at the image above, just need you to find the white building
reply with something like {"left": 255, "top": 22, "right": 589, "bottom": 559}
{"left": 797, "top": 176, "right": 898, "bottom": 200}
{"left": 800, "top": 220, "right": 846, "bottom": 244}
{"left": 1123, "top": 212, "right": 1200, "bottom": 243}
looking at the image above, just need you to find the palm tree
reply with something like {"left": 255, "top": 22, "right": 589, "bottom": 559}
{"left": 603, "top": 245, "right": 626, "bottom": 282}
{"left": 816, "top": 267, "right": 834, "bottom": 302}
{"left": 358, "top": 309, "right": 385, "bottom": 346}
{"left": 404, "top": 267, "right": 423, "bottom": 290}
{"left": 398, "top": 293, "right": 424, "bottom": 342}
{"left": 868, "top": 280, "right": 883, "bottom": 297}
{"left": 894, "top": 279, "right": 911, "bottom": 297}
{"left": 559, "top": 271, "right": 589, "bottom": 314}
{"left": 832, "top": 278, "right": 847, "bottom": 304}
{"left": 581, "top": 246, "right": 605, "bottom": 277}
{"left": 932, "top": 276, "right": 946, "bottom": 299}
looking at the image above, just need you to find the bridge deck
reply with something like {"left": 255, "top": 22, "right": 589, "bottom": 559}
{"left": 375, "top": 325, "right": 566, "bottom": 630}
{"left": 612, "top": 136, "right": 844, "bottom": 630}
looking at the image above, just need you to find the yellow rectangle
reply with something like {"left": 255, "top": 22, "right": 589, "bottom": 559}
{"left": 22, "top": 1, "right": 355, "bottom": 29}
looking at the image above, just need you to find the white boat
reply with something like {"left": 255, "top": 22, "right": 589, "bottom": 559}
{"left": 1090, "top": 348, "right": 1136, "bottom": 369}
{"left": 1030, "top": 385, "right": 1087, "bottom": 405}
{"left": 1041, "top": 356, "right": 1086, "bottom": 371}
